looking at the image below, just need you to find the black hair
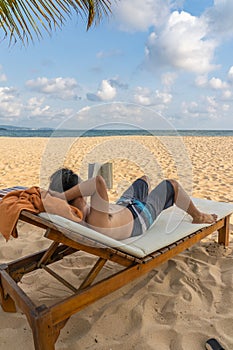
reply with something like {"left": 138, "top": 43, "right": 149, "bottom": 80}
{"left": 49, "top": 168, "right": 82, "bottom": 193}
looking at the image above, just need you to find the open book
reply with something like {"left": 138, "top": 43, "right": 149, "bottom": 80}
{"left": 88, "top": 162, "right": 113, "bottom": 189}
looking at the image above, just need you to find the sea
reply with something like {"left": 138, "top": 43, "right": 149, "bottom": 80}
{"left": 0, "top": 129, "right": 233, "bottom": 138}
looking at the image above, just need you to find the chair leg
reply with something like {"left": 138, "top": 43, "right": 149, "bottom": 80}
{"left": 0, "top": 283, "right": 17, "bottom": 312}
{"left": 218, "top": 215, "right": 230, "bottom": 247}
{"left": 0, "top": 265, "right": 16, "bottom": 312}
{"left": 31, "top": 307, "right": 62, "bottom": 350}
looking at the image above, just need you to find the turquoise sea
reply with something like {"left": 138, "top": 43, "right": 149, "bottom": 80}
{"left": 0, "top": 129, "right": 232, "bottom": 137}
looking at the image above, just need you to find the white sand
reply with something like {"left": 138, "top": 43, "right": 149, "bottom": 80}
{"left": 0, "top": 136, "right": 232, "bottom": 350}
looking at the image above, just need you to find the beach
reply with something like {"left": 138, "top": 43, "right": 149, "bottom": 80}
{"left": 0, "top": 135, "right": 233, "bottom": 350}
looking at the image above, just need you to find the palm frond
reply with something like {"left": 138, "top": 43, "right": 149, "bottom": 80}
{"left": 0, "top": 0, "right": 112, "bottom": 45}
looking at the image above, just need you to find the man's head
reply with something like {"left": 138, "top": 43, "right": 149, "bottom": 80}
{"left": 49, "top": 168, "right": 82, "bottom": 193}
{"left": 49, "top": 168, "right": 88, "bottom": 217}
{"left": 49, "top": 168, "right": 87, "bottom": 217}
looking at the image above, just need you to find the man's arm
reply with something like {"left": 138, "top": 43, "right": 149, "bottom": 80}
{"left": 68, "top": 175, "right": 110, "bottom": 228}
{"left": 49, "top": 175, "right": 110, "bottom": 230}
{"left": 49, "top": 175, "right": 109, "bottom": 215}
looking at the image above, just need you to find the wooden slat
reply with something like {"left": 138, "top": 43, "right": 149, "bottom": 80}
{"left": 4, "top": 245, "right": 77, "bottom": 282}
{"left": 141, "top": 256, "right": 153, "bottom": 263}
{"left": 20, "top": 211, "right": 105, "bottom": 248}
{"left": 168, "top": 243, "right": 177, "bottom": 250}
{"left": 149, "top": 251, "right": 162, "bottom": 259}
{"left": 45, "top": 229, "right": 136, "bottom": 267}
{"left": 20, "top": 211, "right": 143, "bottom": 264}
{"left": 49, "top": 219, "right": 228, "bottom": 326}
{"left": 145, "top": 218, "right": 225, "bottom": 262}
{"left": 41, "top": 265, "right": 78, "bottom": 293}
{"left": 37, "top": 240, "right": 60, "bottom": 268}
{"left": 78, "top": 258, "right": 107, "bottom": 290}
{"left": 0, "top": 214, "right": 228, "bottom": 331}
{"left": 159, "top": 247, "right": 169, "bottom": 254}
{"left": 175, "top": 239, "right": 185, "bottom": 245}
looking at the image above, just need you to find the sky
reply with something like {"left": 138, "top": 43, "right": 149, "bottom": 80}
{"left": 0, "top": 0, "right": 233, "bottom": 131}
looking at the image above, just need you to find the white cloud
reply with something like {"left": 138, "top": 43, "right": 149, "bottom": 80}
{"left": 181, "top": 94, "right": 227, "bottom": 121}
{"left": 0, "top": 90, "right": 74, "bottom": 126}
{"left": 87, "top": 80, "right": 117, "bottom": 102}
{"left": 155, "top": 90, "right": 172, "bottom": 104}
{"left": 0, "top": 87, "right": 22, "bottom": 117}
{"left": 76, "top": 106, "right": 91, "bottom": 121}
{"left": 25, "top": 97, "right": 73, "bottom": 122}
{"left": 26, "top": 77, "right": 79, "bottom": 100}
{"left": 222, "top": 104, "right": 230, "bottom": 111}
{"left": 134, "top": 94, "right": 151, "bottom": 106}
{"left": 74, "top": 103, "right": 142, "bottom": 127}
{"left": 134, "top": 87, "right": 151, "bottom": 105}
{"left": 96, "top": 80, "right": 116, "bottom": 100}
{"left": 196, "top": 75, "right": 230, "bottom": 91}
{"left": 112, "top": 0, "right": 171, "bottom": 32}
{"left": 206, "top": 95, "right": 218, "bottom": 108}
{"left": 161, "top": 72, "right": 177, "bottom": 90}
{"left": 109, "top": 77, "right": 128, "bottom": 90}
{"left": 227, "top": 66, "right": 233, "bottom": 82}
{"left": 26, "top": 97, "right": 50, "bottom": 116}
{"left": 206, "top": 104, "right": 218, "bottom": 118}
{"left": 209, "top": 77, "right": 228, "bottom": 89}
{"left": 203, "top": 0, "right": 233, "bottom": 39}
{"left": 181, "top": 101, "right": 200, "bottom": 118}
{"left": 66, "top": 102, "right": 173, "bottom": 130}
{"left": 145, "top": 11, "right": 218, "bottom": 74}
{"left": 222, "top": 90, "right": 232, "bottom": 100}
{"left": 195, "top": 75, "right": 208, "bottom": 87}
{"left": 0, "top": 73, "right": 7, "bottom": 82}
{"left": 133, "top": 86, "right": 172, "bottom": 106}
{"left": 27, "top": 97, "right": 45, "bottom": 108}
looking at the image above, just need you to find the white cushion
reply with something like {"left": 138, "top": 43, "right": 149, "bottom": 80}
{"left": 39, "top": 198, "right": 233, "bottom": 258}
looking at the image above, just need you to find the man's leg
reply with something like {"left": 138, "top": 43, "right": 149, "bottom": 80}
{"left": 168, "top": 179, "right": 217, "bottom": 223}
{"left": 145, "top": 179, "right": 217, "bottom": 225}
{"left": 145, "top": 180, "right": 175, "bottom": 222}
{"left": 116, "top": 176, "right": 149, "bottom": 204}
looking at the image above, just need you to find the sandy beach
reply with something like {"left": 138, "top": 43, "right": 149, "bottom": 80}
{"left": 0, "top": 135, "right": 232, "bottom": 350}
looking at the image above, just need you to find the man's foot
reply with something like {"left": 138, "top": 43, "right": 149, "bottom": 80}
{"left": 192, "top": 212, "right": 217, "bottom": 224}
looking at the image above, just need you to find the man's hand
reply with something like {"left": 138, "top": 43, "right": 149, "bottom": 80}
{"left": 48, "top": 189, "right": 66, "bottom": 200}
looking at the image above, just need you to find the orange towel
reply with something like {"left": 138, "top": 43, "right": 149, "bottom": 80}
{"left": 0, "top": 186, "right": 83, "bottom": 241}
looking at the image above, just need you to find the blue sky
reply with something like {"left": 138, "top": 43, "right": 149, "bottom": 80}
{"left": 0, "top": 0, "right": 233, "bottom": 130}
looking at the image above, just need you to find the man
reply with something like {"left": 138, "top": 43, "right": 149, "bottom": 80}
{"left": 49, "top": 168, "right": 217, "bottom": 240}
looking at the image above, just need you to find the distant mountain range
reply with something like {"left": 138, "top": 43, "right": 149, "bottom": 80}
{"left": 0, "top": 125, "right": 54, "bottom": 130}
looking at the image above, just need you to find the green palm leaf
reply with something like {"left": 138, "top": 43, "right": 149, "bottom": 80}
{"left": 0, "top": 0, "right": 112, "bottom": 45}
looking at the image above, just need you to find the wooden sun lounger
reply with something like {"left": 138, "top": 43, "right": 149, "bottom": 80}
{"left": 0, "top": 187, "right": 232, "bottom": 350}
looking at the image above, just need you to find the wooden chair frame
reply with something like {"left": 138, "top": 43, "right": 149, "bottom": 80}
{"left": 0, "top": 189, "right": 231, "bottom": 350}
